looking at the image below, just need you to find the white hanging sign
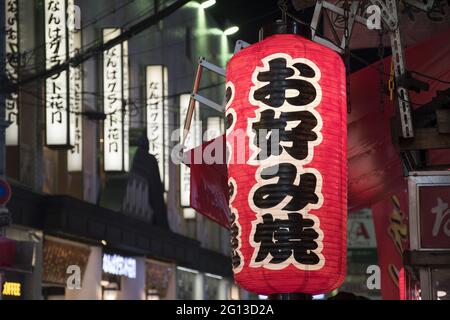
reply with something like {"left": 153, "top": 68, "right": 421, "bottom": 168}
{"left": 206, "top": 116, "right": 223, "bottom": 141}
{"left": 103, "top": 28, "right": 128, "bottom": 172}
{"left": 146, "top": 65, "right": 168, "bottom": 188}
{"left": 5, "top": 0, "right": 19, "bottom": 146}
{"left": 67, "top": 0, "right": 83, "bottom": 171}
{"left": 45, "top": 0, "right": 69, "bottom": 146}
{"left": 122, "top": 41, "right": 130, "bottom": 172}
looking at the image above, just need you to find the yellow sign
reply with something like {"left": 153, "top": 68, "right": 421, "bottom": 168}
{"left": 2, "top": 282, "right": 21, "bottom": 297}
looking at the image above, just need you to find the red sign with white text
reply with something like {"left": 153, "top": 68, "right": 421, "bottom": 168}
{"left": 419, "top": 186, "right": 450, "bottom": 249}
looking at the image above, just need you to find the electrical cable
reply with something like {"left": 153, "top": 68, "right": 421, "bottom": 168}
{"left": 0, "top": 0, "right": 139, "bottom": 62}
{"left": 16, "top": 1, "right": 156, "bottom": 73}
{"left": 410, "top": 70, "right": 450, "bottom": 85}
{"left": 285, "top": 11, "right": 450, "bottom": 107}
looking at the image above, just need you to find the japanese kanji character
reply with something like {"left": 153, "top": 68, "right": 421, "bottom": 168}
{"left": 253, "top": 57, "right": 317, "bottom": 108}
{"left": 252, "top": 109, "right": 318, "bottom": 161}
{"left": 252, "top": 163, "right": 319, "bottom": 211}
{"left": 253, "top": 212, "right": 320, "bottom": 265}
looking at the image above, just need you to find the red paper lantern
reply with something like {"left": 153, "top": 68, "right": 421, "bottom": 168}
{"left": 226, "top": 34, "right": 347, "bottom": 294}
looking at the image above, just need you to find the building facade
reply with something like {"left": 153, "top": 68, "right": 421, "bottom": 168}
{"left": 0, "top": 0, "right": 247, "bottom": 300}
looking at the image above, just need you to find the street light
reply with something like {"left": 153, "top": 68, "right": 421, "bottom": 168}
{"left": 224, "top": 26, "right": 239, "bottom": 36}
{"left": 200, "top": 0, "right": 216, "bottom": 9}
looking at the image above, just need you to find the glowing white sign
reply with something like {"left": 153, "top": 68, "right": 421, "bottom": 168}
{"left": 45, "top": 0, "right": 69, "bottom": 146}
{"left": 5, "top": 0, "right": 19, "bottom": 146}
{"left": 103, "top": 28, "right": 129, "bottom": 172}
{"left": 102, "top": 254, "right": 136, "bottom": 279}
{"left": 67, "top": 0, "right": 83, "bottom": 171}
{"left": 206, "top": 117, "right": 223, "bottom": 141}
{"left": 123, "top": 41, "right": 130, "bottom": 172}
{"left": 146, "top": 65, "right": 168, "bottom": 189}
{"left": 179, "top": 94, "right": 200, "bottom": 208}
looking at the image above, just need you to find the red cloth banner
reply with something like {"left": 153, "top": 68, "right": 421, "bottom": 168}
{"left": 189, "top": 136, "right": 230, "bottom": 229}
{"left": 371, "top": 184, "right": 409, "bottom": 300}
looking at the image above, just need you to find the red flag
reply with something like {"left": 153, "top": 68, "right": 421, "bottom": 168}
{"left": 187, "top": 135, "right": 230, "bottom": 228}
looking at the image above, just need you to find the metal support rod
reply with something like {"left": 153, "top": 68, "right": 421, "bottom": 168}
{"left": 234, "top": 40, "right": 250, "bottom": 54}
{"left": 0, "top": 109, "right": 9, "bottom": 235}
{"left": 0, "top": 2, "right": 10, "bottom": 235}
{"left": 322, "top": 0, "right": 368, "bottom": 25}
{"left": 369, "top": 0, "right": 398, "bottom": 31}
{"left": 404, "top": 0, "right": 434, "bottom": 11}
{"left": 386, "top": 0, "right": 414, "bottom": 138}
{"left": 310, "top": 0, "right": 364, "bottom": 54}
{"left": 192, "top": 94, "right": 224, "bottom": 112}
{"left": 340, "top": 1, "right": 359, "bottom": 49}
{"left": 198, "top": 57, "right": 226, "bottom": 77}
{"left": 182, "top": 62, "right": 203, "bottom": 149}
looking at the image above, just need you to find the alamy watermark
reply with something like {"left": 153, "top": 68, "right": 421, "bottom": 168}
{"left": 366, "top": 5, "right": 382, "bottom": 30}
{"left": 66, "top": 265, "right": 82, "bottom": 290}
{"left": 366, "top": 265, "right": 381, "bottom": 290}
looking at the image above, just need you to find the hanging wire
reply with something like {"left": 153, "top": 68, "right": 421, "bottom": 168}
{"left": 377, "top": 24, "right": 386, "bottom": 112}
{"left": 284, "top": 11, "right": 448, "bottom": 108}
{"left": 343, "top": 0, "right": 352, "bottom": 113}
{"left": 278, "top": 0, "right": 289, "bottom": 23}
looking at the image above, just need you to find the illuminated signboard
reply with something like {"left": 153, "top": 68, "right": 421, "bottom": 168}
{"left": 206, "top": 117, "right": 223, "bottom": 141}
{"left": 67, "top": 0, "right": 83, "bottom": 171}
{"left": 179, "top": 94, "right": 200, "bottom": 209}
{"left": 102, "top": 254, "right": 136, "bottom": 279}
{"left": 146, "top": 65, "right": 168, "bottom": 190}
{"left": 103, "top": 28, "right": 129, "bottom": 172}
{"left": 163, "top": 68, "right": 169, "bottom": 192}
{"left": 45, "top": 0, "right": 69, "bottom": 146}
{"left": 2, "top": 282, "right": 21, "bottom": 297}
{"left": 5, "top": 0, "right": 19, "bottom": 146}
{"left": 123, "top": 41, "right": 130, "bottom": 172}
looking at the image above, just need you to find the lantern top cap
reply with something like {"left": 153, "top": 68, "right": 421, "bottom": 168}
{"left": 259, "top": 20, "right": 311, "bottom": 41}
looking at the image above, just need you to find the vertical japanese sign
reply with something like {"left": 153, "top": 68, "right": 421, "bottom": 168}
{"left": 103, "top": 28, "right": 128, "bottom": 172}
{"left": 5, "top": 0, "right": 19, "bottom": 146}
{"left": 122, "top": 41, "right": 130, "bottom": 172}
{"left": 179, "top": 94, "right": 200, "bottom": 209}
{"left": 45, "top": 0, "right": 69, "bottom": 146}
{"left": 247, "top": 53, "right": 325, "bottom": 270}
{"left": 163, "top": 68, "right": 169, "bottom": 192}
{"left": 67, "top": 0, "right": 83, "bottom": 172}
{"left": 146, "top": 65, "right": 168, "bottom": 189}
{"left": 372, "top": 185, "right": 409, "bottom": 300}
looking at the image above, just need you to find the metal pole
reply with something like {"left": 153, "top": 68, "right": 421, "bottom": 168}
{"left": 0, "top": 100, "right": 9, "bottom": 236}
{"left": 181, "top": 62, "right": 202, "bottom": 148}
{"left": 0, "top": 0, "right": 11, "bottom": 236}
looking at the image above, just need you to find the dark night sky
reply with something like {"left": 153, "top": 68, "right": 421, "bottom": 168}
{"left": 207, "top": 0, "right": 385, "bottom": 72}
{"left": 208, "top": 0, "right": 295, "bottom": 44}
